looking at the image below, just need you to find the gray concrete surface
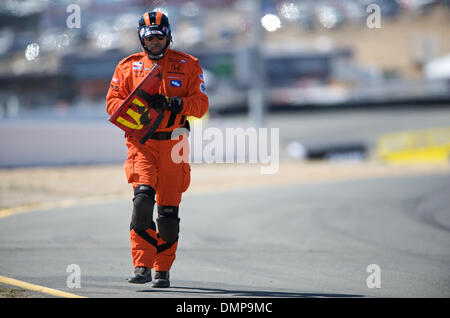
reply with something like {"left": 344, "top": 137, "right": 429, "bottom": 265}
{"left": 1, "top": 172, "right": 449, "bottom": 298}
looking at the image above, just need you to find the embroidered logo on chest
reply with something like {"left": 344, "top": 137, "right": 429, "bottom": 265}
{"left": 132, "top": 62, "right": 143, "bottom": 70}
{"left": 170, "top": 80, "right": 182, "bottom": 87}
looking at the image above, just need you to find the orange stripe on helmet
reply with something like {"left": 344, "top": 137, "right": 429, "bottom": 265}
{"left": 143, "top": 12, "right": 151, "bottom": 26}
{"left": 155, "top": 11, "right": 162, "bottom": 25}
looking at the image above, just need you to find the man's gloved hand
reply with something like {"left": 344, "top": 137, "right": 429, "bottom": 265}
{"left": 139, "top": 92, "right": 168, "bottom": 110}
{"left": 166, "top": 96, "right": 183, "bottom": 114}
{"left": 140, "top": 92, "right": 183, "bottom": 114}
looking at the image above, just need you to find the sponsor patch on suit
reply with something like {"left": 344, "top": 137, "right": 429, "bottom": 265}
{"left": 170, "top": 80, "right": 182, "bottom": 87}
{"left": 133, "top": 61, "right": 143, "bottom": 70}
{"left": 169, "top": 63, "right": 184, "bottom": 74}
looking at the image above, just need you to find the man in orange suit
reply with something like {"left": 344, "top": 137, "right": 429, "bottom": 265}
{"left": 106, "top": 10, "right": 208, "bottom": 287}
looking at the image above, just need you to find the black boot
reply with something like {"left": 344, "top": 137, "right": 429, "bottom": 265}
{"left": 152, "top": 271, "right": 170, "bottom": 288}
{"left": 128, "top": 267, "right": 152, "bottom": 284}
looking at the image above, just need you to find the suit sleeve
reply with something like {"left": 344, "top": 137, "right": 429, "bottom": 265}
{"left": 106, "top": 62, "right": 130, "bottom": 116}
{"left": 180, "top": 60, "right": 209, "bottom": 118}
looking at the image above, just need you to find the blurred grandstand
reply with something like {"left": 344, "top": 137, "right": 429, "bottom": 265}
{"left": 0, "top": 0, "right": 449, "bottom": 119}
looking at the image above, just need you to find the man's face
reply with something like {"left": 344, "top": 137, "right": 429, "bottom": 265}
{"left": 144, "top": 35, "right": 168, "bottom": 56}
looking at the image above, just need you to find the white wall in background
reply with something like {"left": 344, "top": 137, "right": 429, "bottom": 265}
{"left": 0, "top": 121, "right": 127, "bottom": 167}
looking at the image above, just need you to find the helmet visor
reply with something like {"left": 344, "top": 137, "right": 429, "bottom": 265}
{"left": 139, "top": 25, "right": 169, "bottom": 38}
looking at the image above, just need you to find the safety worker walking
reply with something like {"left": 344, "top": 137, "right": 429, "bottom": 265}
{"left": 106, "top": 10, "right": 208, "bottom": 287}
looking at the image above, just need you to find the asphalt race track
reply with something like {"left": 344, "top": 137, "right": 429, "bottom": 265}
{"left": 1, "top": 172, "right": 449, "bottom": 298}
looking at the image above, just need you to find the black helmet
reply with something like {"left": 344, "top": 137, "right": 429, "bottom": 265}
{"left": 138, "top": 11, "right": 172, "bottom": 60}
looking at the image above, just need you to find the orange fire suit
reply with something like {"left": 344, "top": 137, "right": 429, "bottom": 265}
{"left": 106, "top": 49, "right": 208, "bottom": 271}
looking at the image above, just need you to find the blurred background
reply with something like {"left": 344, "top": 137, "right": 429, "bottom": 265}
{"left": 2, "top": 1, "right": 450, "bottom": 298}
{"left": 0, "top": 0, "right": 449, "bottom": 167}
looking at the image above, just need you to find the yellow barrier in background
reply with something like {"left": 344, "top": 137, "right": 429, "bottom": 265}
{"left": 377, "top": 127, "right": 450, "bottom": 163}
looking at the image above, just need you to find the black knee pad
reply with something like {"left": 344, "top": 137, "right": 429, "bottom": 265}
{"left": 131, "top": 185, "right": 156, "bottom": 231}
{"left": 157, "top": 206, "right": 180, "bottom": 243}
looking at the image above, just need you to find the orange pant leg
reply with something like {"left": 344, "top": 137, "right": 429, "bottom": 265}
{"left": 124, "top": 139, "right": 159, "bottom": 190}
{"left": 125, "top": 139, "right": 159, "bottom": 269}
{"left": 124, "top": 135, "right": 190, "bottom": 271}
{"left": 154, "top": 135, "right": 190, "bottom": 271}
{"left": 155, "top": 136, "right": 190, "bottom": 206}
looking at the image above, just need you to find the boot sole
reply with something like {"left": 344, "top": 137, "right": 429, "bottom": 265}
{"left": 151, "top": 279, "right": 170, "bottom": 288}
{"left": 127, "top": 277, "right": 152, "bottom": 284}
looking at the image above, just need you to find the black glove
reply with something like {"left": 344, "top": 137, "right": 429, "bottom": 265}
{"left": 166, "top": 96, "right": 183, "bottom": 114}
{"left": 138, "top": 91, "right": 183, "bottom": 114}
{"left": 139, "top": 92, "right": 168, "bottom": 111}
